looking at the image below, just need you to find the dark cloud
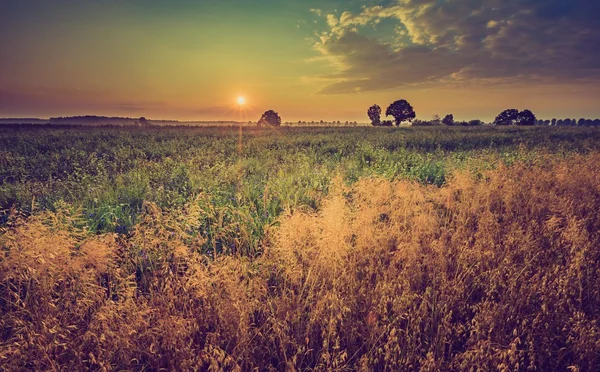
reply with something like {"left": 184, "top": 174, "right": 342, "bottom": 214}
{"left": 314, "top": 0, "right": 600, "bottom": 93}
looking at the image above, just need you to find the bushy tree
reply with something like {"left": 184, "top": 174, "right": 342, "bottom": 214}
{"left": 515, "top": 109, "right": 536, "bottom": 126}
{"left": 381, "top": 120, "right": 394, "bottom": 126}
{"left": 494, "top": 109, "right": 519, "bottom": 125}
{"left": 386, "top": 99, "right": 416, "bottom": 126}
{"left": 468, "top": 119, "right": 484, "bottom": 126}
{"left": 368, "top": 104, "right": 382, "bottom": 126}
{"left": 258, "top": 110, "right": 281, "bottom": 127}
{"left": 442, "top": 114, "right": 454, "bottom": 126}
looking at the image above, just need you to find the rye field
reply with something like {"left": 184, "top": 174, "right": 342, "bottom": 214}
{"left": 1, "top": 125, "right": 600, "bottom": 370}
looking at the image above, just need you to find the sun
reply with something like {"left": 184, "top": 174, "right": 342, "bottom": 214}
{"left": 237, "top": 96, "right": 246, "bottom": 105}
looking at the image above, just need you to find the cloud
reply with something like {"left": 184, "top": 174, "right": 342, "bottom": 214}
{"left": 309, "top": 8, "right": 322, "bottom": 17}
{"left": 312, "top": 0, "right": 600, "bottom": 94}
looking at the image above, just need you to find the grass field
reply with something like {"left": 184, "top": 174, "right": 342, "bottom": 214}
{"left": 1, "top": 125, "right": 600, "bottom": 370}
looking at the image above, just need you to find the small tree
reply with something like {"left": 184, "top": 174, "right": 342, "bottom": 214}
{"left": 381, "top": 120, "right": 393, "bottom": 126}
{"left": 368, "top": 104, "right": 382, "bottom": 126}
{"left": 515, "top": 109, "right": 536, "bottom": 125}
{"left": 139, "top": 117, "right": 152, "bottom": 127}
{"left": 494, "top": 109, "right": 519, "bottom": 125}
{"left": 386, "top": 99, "right": 416, "bottom": 126}
{"left": 442, "top": 114, "right": 454, "bottom": 126}
{"left": 258, "top": 110, "right": 281, "bottom": 127}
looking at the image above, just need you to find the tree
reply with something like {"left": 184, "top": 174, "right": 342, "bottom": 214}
{"left": 494, "top": 109, "right": 519, "bottom": 125}
{"left": 258, "top": 110, "right": 281, "bottom": 127}
{"left": 515, "top": 109, "right": 536, "bottom": 125}
{"left": 381, "top": 120, "right": 394, "bottom": 126}
{"left": 368, "top": 104, "right": 382, "bottom": 126}
{"left": 468, "top": 119, "right": 484, "bottom": 126}
{"left": 442, "top": 114, "right": 454, "bottom": 126}
{"left": 386, "top": 99, "right": 416, "bottom": 126}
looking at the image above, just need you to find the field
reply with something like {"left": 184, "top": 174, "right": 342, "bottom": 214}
{"left": 1, "top": 125, "right": 600, "bottom": 370}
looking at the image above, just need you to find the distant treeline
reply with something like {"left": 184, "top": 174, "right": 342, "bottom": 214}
{"left": 535, "top": 118, "right": 600, "bottom": 126}
{"left": 0, "top": 115, "right": 365, "bottom": 127}
{"left": 0, "top": 116, "right": 248, "bottom": 127}
{"left": 366, "top": 99, "right": 600, "bottom": 127}
{"left": 2, "top": 113, "right": 600, "bottom": 128}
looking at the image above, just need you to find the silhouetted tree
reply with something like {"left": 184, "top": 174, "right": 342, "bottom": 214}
{"left": 578, "top": 118, "right": 586, "bottom": 126}
{"left": 442, "top": 114, "right": 454, "bottom": 126}
{"left": 368, "top": 104, "right": 382, "bottom": 126}
{"left": 138, "top": 117, "right": 153, "bottom": 127}
{"left": 381, "top": 120, "right": 394, "bottom": 126}
{"left": 386, "top": 99, "right": 416, "bottom": 126}
{"left": 515, "top": 109, "right": 536, "bottom": 125}
{"left": 258, "top": 110, "right": 281, "bottom": 127}
{"left": 494, "top": 109, "right": 519, "bottom": 125}
{"left": 468, "top": 119, "right": 484, "bottom": 126}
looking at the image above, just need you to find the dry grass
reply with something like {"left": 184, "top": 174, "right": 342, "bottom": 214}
{"left": 1, "top": 152, "right": 600, "bottom": 371}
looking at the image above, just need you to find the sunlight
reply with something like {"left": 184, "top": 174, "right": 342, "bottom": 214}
{"left": 237, "top": 96, "right": 246, "bottom": 105}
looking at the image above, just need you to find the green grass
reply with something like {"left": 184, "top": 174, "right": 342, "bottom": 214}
{"left": 1, "top": 125, "right": 599, "bottom": 255}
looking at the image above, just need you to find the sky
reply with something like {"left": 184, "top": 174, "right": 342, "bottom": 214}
{"left": 1, "top": 0, "right": 599, "bottom": 122}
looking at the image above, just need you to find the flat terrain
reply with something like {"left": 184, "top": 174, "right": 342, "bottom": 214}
{"left": 1, "top": 125, "right": 600, "bottom": 370}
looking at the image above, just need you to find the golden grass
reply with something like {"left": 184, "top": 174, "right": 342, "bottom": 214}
{"left": 1, "top": 153, "right": 600, "bottom": 371}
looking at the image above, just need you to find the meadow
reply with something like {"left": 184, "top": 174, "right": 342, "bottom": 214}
{"left": 1, "top": 125, "right": 600, "bottom": 370}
